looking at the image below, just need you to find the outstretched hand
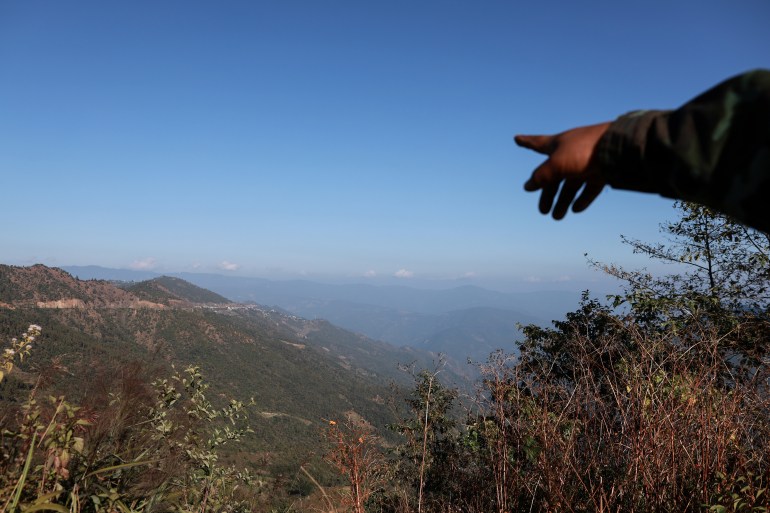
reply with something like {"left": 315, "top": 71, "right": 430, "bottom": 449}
{"left": 514, "top": 122, "right": 611, "bottom": 220}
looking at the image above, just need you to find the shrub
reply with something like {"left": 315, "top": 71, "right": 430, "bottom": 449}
{"left": 0, "top": 325, "right": 260, "bottom": 512}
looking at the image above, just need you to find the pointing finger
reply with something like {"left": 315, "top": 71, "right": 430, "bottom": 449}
{"left": 514, "top": 134, "right": 555, "bottom": 155}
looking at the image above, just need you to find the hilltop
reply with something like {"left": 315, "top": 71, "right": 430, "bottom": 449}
{"left": 121, "top": 275, "right": 232, "bottom": 305}
{"left": 0, "top": 264, "right": 145, "bottom": 307}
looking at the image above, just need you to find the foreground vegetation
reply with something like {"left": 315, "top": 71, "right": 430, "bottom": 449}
{"left": 2, "top": 202, "right": 769, "bottom": 512}
{"left": 1, "top": 328, "right": 260, "bottom": 511}
{"left": 327, "top": 203, "right": 770, "bottom": 512}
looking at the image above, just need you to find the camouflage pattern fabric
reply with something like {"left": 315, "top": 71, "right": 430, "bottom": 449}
{"left": 596, "top": 69, "right": 770, "bottom": 233}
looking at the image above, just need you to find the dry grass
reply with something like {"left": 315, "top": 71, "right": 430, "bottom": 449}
{"left": 469, "top": 309, "right": 770, "bottom": 513}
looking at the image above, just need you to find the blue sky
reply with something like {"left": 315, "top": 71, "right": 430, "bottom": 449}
{"left": 2, "top": 0, "right": 769, "bottom": 292}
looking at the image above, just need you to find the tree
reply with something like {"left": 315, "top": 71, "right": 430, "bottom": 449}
{"left": 593, "top": 202, "right": 770, "bottom": 366}
{"left": 323, "top": 415, "right": 386, "bottom": 513}
{"left": 390, "top": 366, "right": 461, "bottom": 512}
{"left": 619, "top": 201, "right": 770, "bottom": 312}
{"left": 518, "top": 292, "right": 626, "bottom": 388}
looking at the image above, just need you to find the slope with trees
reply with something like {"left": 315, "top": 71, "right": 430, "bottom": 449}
{"left": 0, "top": 266, "right": 456, "bottom": 510}
{"left": 323, "top": 202, "right": 770, "bottom": 512}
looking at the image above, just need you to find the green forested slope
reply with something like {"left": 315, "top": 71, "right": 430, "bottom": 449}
{"left": 0, "top": 265, "right": 436, "bottom": 485}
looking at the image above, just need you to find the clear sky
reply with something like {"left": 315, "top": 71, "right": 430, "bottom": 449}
{"left": 2, "top": 0, "right": 769, "bottom": 292}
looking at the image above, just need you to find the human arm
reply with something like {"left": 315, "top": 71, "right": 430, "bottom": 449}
{"left": 516, "top": 70, "right": 770, "bottom": 233}
{"left": 515, "top": 123, "right": 611, "bottom": 220}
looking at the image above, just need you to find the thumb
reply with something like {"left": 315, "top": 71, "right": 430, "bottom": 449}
{"left": 514, "top": 134, "right": 555, "bottom": 155}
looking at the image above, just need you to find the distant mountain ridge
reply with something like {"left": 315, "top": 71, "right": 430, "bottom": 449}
{"left": 63, "top": 265, "right": 580, "bottom": 364}
{"left": 62, "top": 266, "right": 579, "bottom": 319}
{"left": 278, "top": 299, "right": 541, "bottom": 363}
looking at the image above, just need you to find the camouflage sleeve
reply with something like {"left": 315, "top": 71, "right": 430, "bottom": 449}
{"left": 595, "top": 69, "right": 770, "bottom": 233}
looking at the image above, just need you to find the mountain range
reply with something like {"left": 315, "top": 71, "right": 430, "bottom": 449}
{"left": 0, "top": 264, "right": 452, "bottom": 483}
{"left": 63, "top": 265, "right": 581, "bottom": 364}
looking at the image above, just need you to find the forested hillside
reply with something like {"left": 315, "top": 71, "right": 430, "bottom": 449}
{"left": 121, "top": 276, "right": 233, "bottom": 305}
{"left": 0, "top": 265, "right": 448, "bottom": 510}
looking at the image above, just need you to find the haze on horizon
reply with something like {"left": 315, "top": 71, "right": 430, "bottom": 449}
{"left": 2, "top": 1, "right": 768, "bottom": 291}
